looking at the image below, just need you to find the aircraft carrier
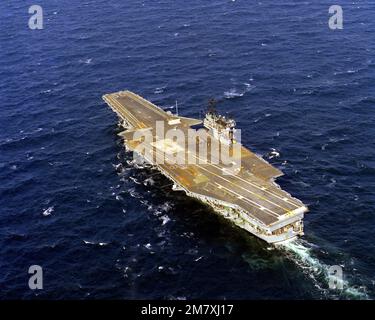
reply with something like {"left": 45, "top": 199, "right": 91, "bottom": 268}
{"left": 103, "top": 90, "right": 308, "bottom": 244}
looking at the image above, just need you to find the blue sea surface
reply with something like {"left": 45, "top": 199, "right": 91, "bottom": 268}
{"left": 0, "top": 0, "right": 374, "bottom": 299}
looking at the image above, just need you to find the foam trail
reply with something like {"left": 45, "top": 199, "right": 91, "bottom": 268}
{"left": 280, "top": 238, "right": 368, "bottom": 299}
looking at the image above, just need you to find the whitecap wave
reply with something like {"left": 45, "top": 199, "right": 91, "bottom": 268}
{"left": 129, "top": 176, "right": 141, "bottom": 184}
{"left": 128, "top": 187, "right": 143, "bottom": 199}
{"left": 160, "top": 214, "right": 171, "bottom": 225}
{"left": 224, "top": 82, "right": 255, "bottom": 99}
{"left": 83, "top": 240, "right": 109, "bottom": 246}
{"left": 42, "top": 206, "right": 54, "bottom": 216}
{"left": 160, "top": 202, "right": 173, "bottom": 212}
{"left": 154, "top": 86, "right": 166, "bottom": 94}
{"left": 224, "top": 88, "right": 244, "bottom": 99}
{"left": 266, "top": 148, "right": 280, "bottom": 159}
{"left": 83, "top": 240, "right": 95, "bottom": 245}
{"left": 79, "top": 58, "right": 92, "bottom": 64}
{"left": 143, "top": 177, "right": 155, "bottom": 186}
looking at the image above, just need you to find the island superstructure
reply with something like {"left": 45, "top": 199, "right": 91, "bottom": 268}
{"left": 103, "top": 90, "right": 308, "bottom": 244}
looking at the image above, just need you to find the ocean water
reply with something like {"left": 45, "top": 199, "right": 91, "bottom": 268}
{"left": 0, "top": 0, "right": 374, "bottom": 299}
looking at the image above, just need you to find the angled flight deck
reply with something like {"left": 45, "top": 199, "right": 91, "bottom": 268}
{"left": 103, "top": 90, "right": 308, "bottom": 243}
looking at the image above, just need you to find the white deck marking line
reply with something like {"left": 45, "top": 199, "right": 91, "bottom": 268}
{"left": 106, "top": 97, "right": 130, "bottom": 122}
{"left": 124, "top": 95, "right": 170, "bottom": 127}
{"left": 186, "top": 151, "right": 292, "bottom": 213}
{"left": 214, "top": 183, "right": 279, "bottom": 219}
{"left": 112, "top": 97, "right": 143, "bottom": 126}
{"left": 114, "top": 98, "right": 142, "bottom": 126}
{"left": 128, "top": 93, "right": 168, "bottom": 119}
{"left": 188, "top": 146, "right": 301, "bottom": 209}
{"left": 108, "top": 97, "right": 140, "bottom": 126}
{"left": 192, "top": 135, "right": 301, "bottom": 208}
{"left": 203, "top": 182, "right": 269, "bottom": 225}
{"left": 197, "top": 164, "right": 285, "bottom": 216}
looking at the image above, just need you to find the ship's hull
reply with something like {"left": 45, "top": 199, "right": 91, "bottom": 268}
{"left": 182, "top": 185, "right": 303, "bottom": 244}
{"left": 200, "top": 203, "right": 301, "bottom": 244}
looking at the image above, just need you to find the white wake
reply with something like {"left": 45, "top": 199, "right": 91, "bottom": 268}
{"left": 279, "top": 238, "right": 368, "bottom": 299}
